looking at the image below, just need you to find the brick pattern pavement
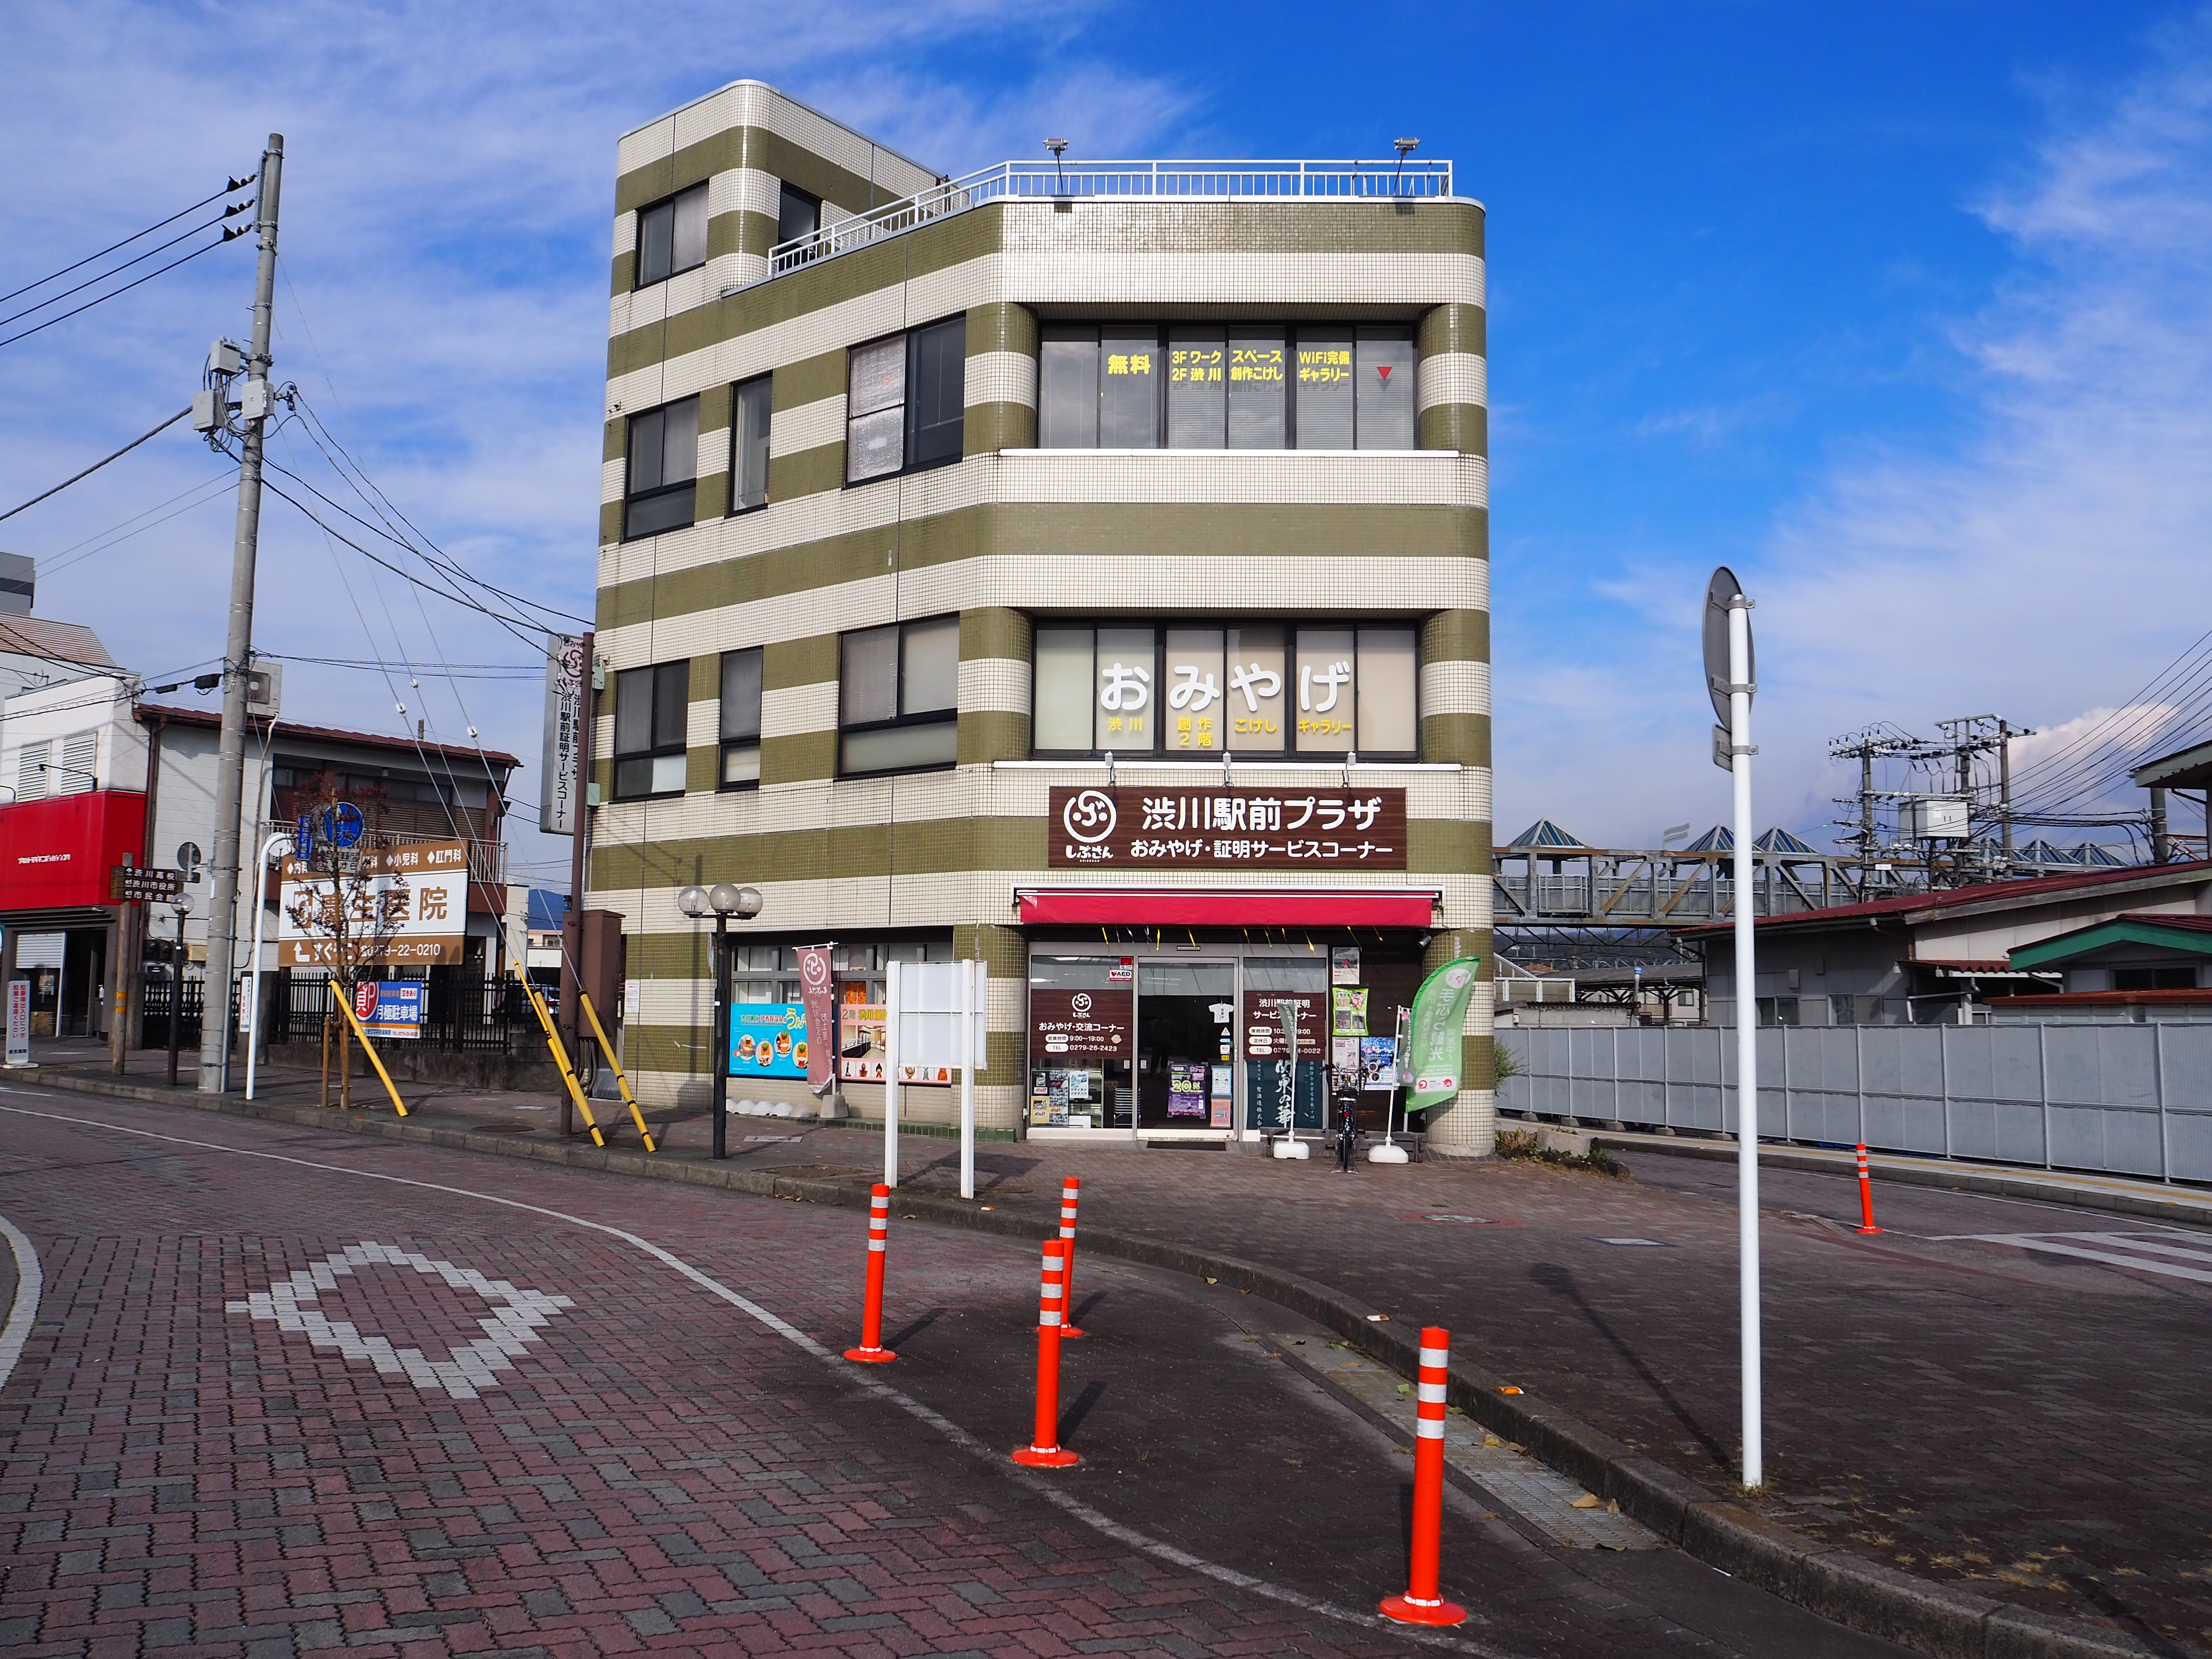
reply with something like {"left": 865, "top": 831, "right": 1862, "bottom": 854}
{"left": 0, "top": 1098, "right": 1920, "bottom": 1659}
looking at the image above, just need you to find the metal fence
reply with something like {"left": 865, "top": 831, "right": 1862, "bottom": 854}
{"left": 138, "top": 975, "right": 209, "bottom": 1050}
{"left": 277, "top": 974, "right": 542, "bottom": 1053}
{"left": 770, "top": 157, "right": 1455, "bottom": 276}
{"left": 1499, "top": 1023, "right": 2212, "bottom": 1184}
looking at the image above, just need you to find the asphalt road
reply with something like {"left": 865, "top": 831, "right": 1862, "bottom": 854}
{"left": 0, "top": 1082, "right": 1917, "bottom": 1659}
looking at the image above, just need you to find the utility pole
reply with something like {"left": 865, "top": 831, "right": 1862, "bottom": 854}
{"left": 198, "top": 134, "right": 284, "bottom": 1095}
{"left": 1997, "top": 719, "right": 2016, "bottom": 855}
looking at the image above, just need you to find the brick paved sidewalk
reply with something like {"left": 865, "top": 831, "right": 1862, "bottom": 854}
{"left": 0, "top": 1096, "right": 1920, "bottom": 1659}
{"left": 25, "top": 1047, "right": 2212, "bottom": 1654}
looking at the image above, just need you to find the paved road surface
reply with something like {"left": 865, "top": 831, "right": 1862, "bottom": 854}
{"left": 0, "top": 1085, "right": 1915, "bottom": 1658}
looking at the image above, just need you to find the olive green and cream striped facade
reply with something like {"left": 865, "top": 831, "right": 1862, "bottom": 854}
{"left": 590, "top": 83, "right": 1496, "bottom": 1151}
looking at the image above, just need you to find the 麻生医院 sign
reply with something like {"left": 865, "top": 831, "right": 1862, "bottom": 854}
{"left": 1048, "top": 786, "right": 1407, "bottom": 870}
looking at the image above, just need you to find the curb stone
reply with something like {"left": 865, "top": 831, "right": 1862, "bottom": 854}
{"left": 20, "top": 1070, "right": 2167, "bottom": 1659}
{"left": 1587, "top": 1131, "right": 2212, "bottom": 1227}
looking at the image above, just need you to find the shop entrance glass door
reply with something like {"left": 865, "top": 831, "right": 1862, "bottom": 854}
{"left": 1137, "top": 962, "right": 1236, "bottom": 1131}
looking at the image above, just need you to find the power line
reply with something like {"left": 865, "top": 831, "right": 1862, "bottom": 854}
{"left": 0, "top": 235, "right": 237, "bottom": 351}
{"left": 0, "top": 408, "right": 191, "bottom": 524}
{"left": 0, "top": 180, "right": 243, "bottom": 307}
{"left": 37, "top": 471, "right": 238, "bottom": 580}
{"left": 0, "top": 211, "right": 237, "bottom": 332}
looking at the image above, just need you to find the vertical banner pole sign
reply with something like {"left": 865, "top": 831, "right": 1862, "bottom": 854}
{"left": 1706, "top": 565, "right": 1763, "bottom": 1491}
{"left": 884, "top": 959, "right": 902, "bottom": 1189}
{"left": 5, "top": 977, "right": 31, "bottom": 1068}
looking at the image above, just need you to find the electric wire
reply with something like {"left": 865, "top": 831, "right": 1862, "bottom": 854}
{"left": 0, "top": 213, "right": 233, "bottom": 332}
{"left": 37, "top": 473, "right": 238, "bottom": 580}
{"left": 0, "top": 235, "right": 236, "bottom": 351}
{"left": 0, "top": 181, "right": 240, "bottom": 307}
{"left": 0, "top": 409, "right": 192, "bottom": 524}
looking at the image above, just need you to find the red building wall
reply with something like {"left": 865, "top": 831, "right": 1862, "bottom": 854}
{"left": 0, "top": 792, "right": 149, "bottom": 912}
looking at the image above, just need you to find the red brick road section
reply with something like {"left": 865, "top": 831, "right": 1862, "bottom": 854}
{"left": 0, "top": 1097, "right": 1921, "bottom": 1659}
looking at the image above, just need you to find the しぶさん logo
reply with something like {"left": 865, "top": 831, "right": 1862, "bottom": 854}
{"left": 1061, "top": 789, "right": 1117, "bottom": 844}
{"left": 1071, "top": 993, "right": 1093, "bottom": 1017}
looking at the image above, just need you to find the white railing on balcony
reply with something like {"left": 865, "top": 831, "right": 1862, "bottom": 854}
{"left": 767, "top": 157, "right": 1457, "bottom": 278}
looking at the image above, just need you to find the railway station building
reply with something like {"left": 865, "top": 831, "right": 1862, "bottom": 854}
{"left": 588, "top": 82, "right": 1494, "bottom": 1152}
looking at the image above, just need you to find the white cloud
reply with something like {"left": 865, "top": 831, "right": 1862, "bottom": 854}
{"left": 1495, "top": 12, "right": 2212, "bottom": 854}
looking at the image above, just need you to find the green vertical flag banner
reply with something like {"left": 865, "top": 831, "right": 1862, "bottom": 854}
{"left": 1406, "top": 957, "right": 1482, "bottom": 1111}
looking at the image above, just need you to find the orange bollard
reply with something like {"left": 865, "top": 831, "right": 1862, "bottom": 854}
{"left": 1011, "top": 1239, "right": 1080, "bottom": 1467}
{"left": 843, "top": 1184, "right": 897, "bottom": 1362}
{"left": 1058, "top": 1177, "right": 1086, "bottom": 1338}
{"left": 1854, "top": 1144, "right": 1883, "bottom": 1235}
{"left": 1380, "top": 1326, "right": 1468, "bottom": 1628}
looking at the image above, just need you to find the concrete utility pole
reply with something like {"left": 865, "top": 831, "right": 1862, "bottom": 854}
{"left": 198, "top": 134, "right": 284, "bottom": 1095}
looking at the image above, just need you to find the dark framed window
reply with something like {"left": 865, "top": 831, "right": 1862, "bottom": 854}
{"left": 731, "top": 376, "right": 771, "bottom": 512}
{"left": 719, "top": 647, "right": 763, "bottom": 788}
{"left": 777, "top": 183, "right": 820, "bottom": 246}
{"left": 839, "top": 615, "right": 959, "bottom": 775}
{"left": 2114, "top": 966, "right": 2197, "bottom": 991}
{"left": 845, "top": 317, "right": 966, "bottom": 484}
{"left": 1040, "top": 324, "right": 1415, "bottom": 451}
{"left": 624, "top": 397, "right": 699, "bottom": 538}
{"left": 1030, "top": 621, "right": 1419, "bottom": 759}
{"left": 635, "top": 183, "right": 708, "bottom": 288}
{"left": 613, "top": 661, "right": 690, "bottom": 799}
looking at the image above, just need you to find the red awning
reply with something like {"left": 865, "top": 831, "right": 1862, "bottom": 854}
{"left": 1017, "top": 888, "right": 1438, "bottom": 928}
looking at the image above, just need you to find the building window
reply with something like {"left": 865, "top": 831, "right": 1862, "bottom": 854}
{"left": 719, "top": 647, "right": 762, "bottom": 788}
{"left": 1756, "top": 997, "right": 1800, "bottom": 1028}
{"left": 1031, "top": 622, "right": 1419, "bottom": 758}
{"left": 731, "top": 375, "right": 771, "bottom": 511}
{"left": 1040, "top": 324, "right": 1415, "bottom": 451}
{"left": 845, "top": 317, "right": 966, "bottom": 484}
{"left": 2114, "top": 966, "right": 2197, "bottom": 990}
{"left": 624, "top": 397, "right": 699, "bottom": 539}
{"left": 839, "top": 616, "right": 959, "bottom": 775}
{"left": 776, "top": 183, "right": 820, "bottom": 245}
{"left": 732, "top": 942, "right": 802, "bottom": 1005}
{"left": 613, "top": 661, "right": 689, "bottom": 799}
{"left": 635, "top": 183, "right": 708, "bottom": 288}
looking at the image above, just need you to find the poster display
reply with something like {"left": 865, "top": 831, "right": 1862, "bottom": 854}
{"left": 1358, "top": 1036, "right": 1399, "bottom": 1091}
{"left": 837, "top": 1003, "right": 952, "bottom": 1085}
{"left": 1167, "top": 1060, "right": 1208, "bottom": 1118}
{"left": 1241, "top": 990, "right": 1323, "bottom": 1058}
{"left": 355, "top": 980, "right": 424, "bottom": 1041}
{"left": 730, "top": 1003, "right": 808, "bottom": 1079}
{"left": 1331, "top": 986, "right": 1369, "bottom": 1036}
{"left": 1331, "top": 946, "right": 1361, "bottom": 986}
{"left": 1210, "top": 1064, "right": 1234, "bottom": 1129}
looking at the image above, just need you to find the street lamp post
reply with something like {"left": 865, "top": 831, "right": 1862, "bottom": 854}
{"left": 165, "top": 896, "right": 191, "bottom": 1087}
{"left": 246, "top": 831, "right": 294, "bottom": 1101}
{"left": 678, "top": 882, "right": 763, "bottom": 1160}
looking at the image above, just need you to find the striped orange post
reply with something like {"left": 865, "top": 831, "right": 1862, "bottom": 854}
{"left": 1011, "top": 1239, "right": 1080, "bottom": 1467}
{"left": 1854, "top": 1145, "right": 1883, "bottom": 1235}
{"left": 1058, "top": 1177, "right": 1086, "bottom": 1338}
{"left": 843, "top": 1184, "right": 897, "bottom": 1363}
{"left": 1380, "top": 1326, "right": 1468, "bottom": 1627}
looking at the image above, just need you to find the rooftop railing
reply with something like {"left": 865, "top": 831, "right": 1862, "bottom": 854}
{"left": 767, "top": 157, "right": 1457, "bottom": 279}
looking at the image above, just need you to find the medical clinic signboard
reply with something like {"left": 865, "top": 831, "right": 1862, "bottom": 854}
{"left": 1048, "top": 786, "right": 1407, "bottom": 871}
{"left": 277, "top": 841, "right": 469, "bottom": 967}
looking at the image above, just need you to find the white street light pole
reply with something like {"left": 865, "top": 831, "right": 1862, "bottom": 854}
{"left": 1707, "top": 566, "right": 1763, "bottom": 1492}
{"left": 245, "top": 831, "right": 293, "bottom": 1101}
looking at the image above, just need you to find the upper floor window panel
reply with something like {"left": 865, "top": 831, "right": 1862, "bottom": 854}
{"left": 846, "top": 317, "right": 966, "bottom": 484}
{"left": 613, "top": 661, "right": 690, "bottom": 799}
{"left": 839, "top": 615, "right": 959, "bottom": 776}
{"left": 730, "top": 375, "right": 771, "bottom": 512}
{"left": 719, "top": 647, "right": 763, "bottom": 788}
{"left": 1032, "top": 621, "right": 1419, "bottom": 759}
{"left": 1040, "top": 325, "right": 1415, "bottom": 451}
{"left": 624, "top": 396, "right": 699, "bottom": 539}
{"left": 777, "top": 183, "right": 820, "bottom": 245}
{"left": 636, "top": 183, "right": 708, "bottom": 288}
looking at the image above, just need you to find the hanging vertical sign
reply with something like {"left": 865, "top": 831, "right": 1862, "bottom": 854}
{"left": 796, "top": 944, "right": 836, "bottom": 1096}
{"left": 540, "top": 632, "right": 586, "bottom": 835}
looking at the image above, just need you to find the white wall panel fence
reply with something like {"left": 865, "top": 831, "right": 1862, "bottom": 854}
{"left": 1499, "top": 1024, "right": 2212, "bottom": 1184}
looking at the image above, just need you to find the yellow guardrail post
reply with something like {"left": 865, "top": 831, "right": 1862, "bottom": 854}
{"left": 519, "top": 976, "right": 604, "bottom": 1147}
{"left": 579, "top": 991, "right": 655, "bottom": 1152}
{"left": 334, "top": 991, "right": 409, "bottom": 1118}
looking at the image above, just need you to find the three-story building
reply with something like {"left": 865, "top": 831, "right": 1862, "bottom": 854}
{"left": 591, "top": 81, "right": 1494, "bottom": 1153}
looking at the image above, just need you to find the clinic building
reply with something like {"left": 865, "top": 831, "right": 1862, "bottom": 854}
{"left": 589, "top": 82, "right": 1494, "bottom": 1152}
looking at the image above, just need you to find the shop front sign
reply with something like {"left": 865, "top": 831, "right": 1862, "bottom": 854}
{"left": 1242, "top": 990, "right": 1324, "bottom": 1058}
{"left": 277, "top": 841, "right": 469, "bottom": 967}
{"left": 1029, "top": 987, "right": 1134, "bottom": 1060}
{"left": 1049, "top": 786, "right": 1407, "bottom": 870}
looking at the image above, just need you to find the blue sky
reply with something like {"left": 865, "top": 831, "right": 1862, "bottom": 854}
{"left": 2, "top": 0, "right": 2209, "bottom": 884}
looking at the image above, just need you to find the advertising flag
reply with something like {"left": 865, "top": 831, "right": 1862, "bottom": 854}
{"left": 1406, "top": 956, "right": 1482, "bottom": 1112}
{"left": 797, "top": 944, "right": 836, "bottom": 1096}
